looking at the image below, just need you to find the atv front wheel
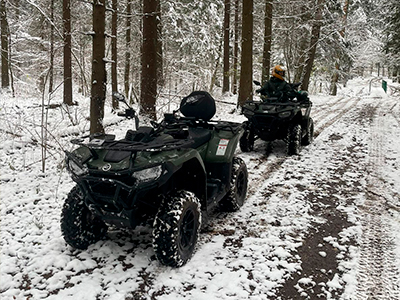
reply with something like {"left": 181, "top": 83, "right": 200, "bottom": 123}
{"left": 240, "top": 126, "right": 254, "bottom": 152}
{"left": 153, "top": 191, "right": 201, "bottom": 267}
{"left": 60, "top": 186, "right": 108, "bottom": 249}
{"left": 287, "top": 123, "right": 302, "bottom": 155}
{"left": 220, "top": 157, "right": 248, "bottom": 212}
{"left": 301, "top": 117, "right": 314, "bottom": 145}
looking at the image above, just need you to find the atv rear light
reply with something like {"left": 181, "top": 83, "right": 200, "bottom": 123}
{"left": 68, "top": 159, "right": 88, "bottom": 176}
{"left": 132, "top": 165, "right": 163, "bottom": 183}
{"left": 278, "top": 111, "right": 291, "bottom": 118}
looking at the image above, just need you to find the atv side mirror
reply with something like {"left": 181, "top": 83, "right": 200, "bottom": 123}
{"left": 113, "top": 92, "right": 129, "bottom": 106}
{"left": 290, "top": 82, "right": 302, "bottom": 90}
{"left": 113, "top": 91, "right": 139, "bottom": 129}
{"left": 253, "top": 80, "right": 261, "bottom": 86}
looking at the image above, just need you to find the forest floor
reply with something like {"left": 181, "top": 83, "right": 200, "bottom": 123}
{"left": 1, "top": 77, "right": 400, "bottom": 299}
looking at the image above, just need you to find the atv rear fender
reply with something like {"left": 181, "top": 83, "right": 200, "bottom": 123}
{"left": 204, "top": 123, "right": 243, "bottom": 164}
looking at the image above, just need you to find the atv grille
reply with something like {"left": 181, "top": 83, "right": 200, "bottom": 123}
{"left": 88, "top": 181, "right": 116, "bottom": 197}
{"left": 253, "top": 115, "right": 275, "bottom": 128}
{"left": 85, "top": 180, "right": 131, "bottom": 212}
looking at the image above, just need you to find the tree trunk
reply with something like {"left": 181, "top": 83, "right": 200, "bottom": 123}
{"left": 301, "top": 0, "right": 324, "bottom": 92}
{"left": 156, "top": 0, "right": 164, "bottom": 87}
{"left": 1, "top": 0, "right": 10, "bottom": 89}
{"left": 294, "top": 36, "right": 308, "bottom": 83}
{"left": 63, "top": 0, "right": 73, "bottom": 105}
{"left": 261, "top": 0, "right": 272, "bottom": 83}
{"left": 222, "top": 0, "right": 230, "bottom": 93}
{"left": 398, "top": 66, "right": 400, "bottom": 84}
{"left": 14, "top": 0, "right": 19, "bottom": 20}
{"left": 124, "top": 0, "right": 132, "bottom": 99}
{"left": 339, "top": 0, "right": 350, "bottom": 39}
{"left": 330, "top": 61, "right": 339, "bottom": 95}
{"left": 238, "top": 0, "right": 253, "bottom": 107}
{"left": 232, "top": 0, "right": 240, "bottom": 94}
{"left": 210, "top": 42, "right": 222, "bottom": 93}
{"left": 90, "top": 0, "right": 107, "bottom": 135}
{"left": 49, "top": 0, "right": 54, "bottom": 94}
{"left": 141, "top": 0, "right": 158, "bottom": 119}
{"left": 111, "top": 0, "right": 119, "bottom": 109}
{"left": 330, "top": 0, "right": 350, "bottom": 95}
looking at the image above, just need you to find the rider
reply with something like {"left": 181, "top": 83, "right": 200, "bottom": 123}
{"left": 256, "top": 65, "right": 297, "bottom": 101}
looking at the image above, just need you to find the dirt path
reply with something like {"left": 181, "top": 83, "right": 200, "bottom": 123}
{"left": 352, "top": 100, "right": 400, "bottom": 300}
{"left": 273, "top": 95, "right": 400, "bottom": 299}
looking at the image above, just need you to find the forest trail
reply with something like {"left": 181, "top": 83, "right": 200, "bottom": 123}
{"left": 351, "top": 99, "right": 400, "bottom": 300}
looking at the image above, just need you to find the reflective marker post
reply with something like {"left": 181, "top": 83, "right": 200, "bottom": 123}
{"left": 382, "top": 80, "right": 387, "bottom": 93}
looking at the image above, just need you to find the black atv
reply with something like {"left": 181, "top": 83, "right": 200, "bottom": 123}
{"left": 61, "top": 91, "right": 248, "bottom": 267}
{"left": 240, "top": 81, "right": 313, "bottom": 155}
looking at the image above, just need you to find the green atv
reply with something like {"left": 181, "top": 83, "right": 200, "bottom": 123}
{"left": 240, "top": 81, "right": 313, "bottom": 155}
{"left": 61, "top": 91, "right": 248, "bottom": 267}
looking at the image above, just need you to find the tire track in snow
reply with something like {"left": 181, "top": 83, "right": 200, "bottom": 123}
{"left": 387, "top": 102, "right": 400, "bottom": 126}
{"left": 313, "top": 96, "right": 362, "bottom": 138}
{"left": 353, "top": 100, "right": 400, "bottom": 300}
{"left": 311, "top": 82, "right": 366, "bottom": 122}
{"left": 244, "top": 93, "right": 362, "bottom": 195}
{"left": 245, "top": 95, "right": 362, "bottom": 199}
{"left": 246, "top": 155, "right": 286, "bottom": 197}
{"left": 311, "top": 96, "right": 347, "bottom": 120}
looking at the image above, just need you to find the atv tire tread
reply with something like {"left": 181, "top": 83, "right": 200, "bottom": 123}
{"left": 301, "top": 117, "right": 314, "bottom": 146}
{"left": 220, "top": 157, "right": 248, "bottom": 212}
{"left": 240, "top": 125, "right": 254, "bottom": 152}
{"left": 60, "top": 186, "right": 108, "bottom": 249}
{"left": 152, "top": 190, "right": 201, "bottom": 267}
{"left": 287, "top": 123, "right": 302, "bottom": 155}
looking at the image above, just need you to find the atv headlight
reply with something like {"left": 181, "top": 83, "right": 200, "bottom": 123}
{"left": 68, "top": 159, "right": 88, "bottom": 176}
{"left": 132, "top": 165, "right": 163, "bottom": 184}
{"left": 278, "top": 111, "right": 292, "bottom": 118}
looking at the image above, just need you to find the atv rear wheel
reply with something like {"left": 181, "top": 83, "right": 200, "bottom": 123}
{"left": 301, "top": 117, "right": 314, "bottom": 145}
{"left": 60, "top": 186, "right": 108, "bottom": 249}
{"left": 220, "top": 157, "right": 248, "bottom": 212}
{"left": 240, "top": 126, "right": 254, "bottom": 152}
{"left": 287, "top": 123, "right": 302, "bottom": 155}
{"left": 153, "top": 191, "right": 201, "bottom": 267}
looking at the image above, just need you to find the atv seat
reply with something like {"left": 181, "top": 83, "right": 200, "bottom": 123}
{"left": 125, "top": 126, "right": 154, "bottom": 142}
{"left": 187, "top": 127, "right": 212, "bottom": 148}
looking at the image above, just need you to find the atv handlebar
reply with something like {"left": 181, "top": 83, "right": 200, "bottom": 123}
{"left": 118, "top": 108, "right": 137, "bottom": 119}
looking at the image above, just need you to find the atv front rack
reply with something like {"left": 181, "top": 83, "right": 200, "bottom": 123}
{"left": 71, "top": 120, "right": 243, "bottom": 153}
{"left": 71, "top": 136, "right": 195, "bottom": 152}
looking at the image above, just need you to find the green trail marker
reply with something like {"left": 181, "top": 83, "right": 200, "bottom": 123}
{"left": 382, "top": 80, "right": 387, "bottom": 93}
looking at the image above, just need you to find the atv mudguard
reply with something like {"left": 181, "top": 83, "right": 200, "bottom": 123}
{"left": 204, "top": 123, "right": 243, "bottom": 164}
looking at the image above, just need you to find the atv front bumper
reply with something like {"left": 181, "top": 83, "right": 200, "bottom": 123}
{"left": 71, "top": 162, "right": 177, "bottom": 229}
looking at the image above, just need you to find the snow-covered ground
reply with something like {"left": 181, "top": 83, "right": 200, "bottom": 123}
{"left": 1, "top": 77, "right": 399, "bottom": 299}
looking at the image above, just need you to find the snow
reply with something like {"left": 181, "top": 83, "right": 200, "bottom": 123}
{"left": 1, "top": 76, "right": 400, "bottom": 299}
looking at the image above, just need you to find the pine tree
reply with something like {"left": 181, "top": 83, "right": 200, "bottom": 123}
{"left": 237, "top": 0, "right": 253, "bottom": 107}
{"left": 261, "top": 0, "right": 272, "bottom": 83}
{"left": 222, "top": 0, "right": 230, "bottom": 93}
{"left": 90, "top": 0, "right": 107, "bottom": 135}
{"left": 232, "top": 0, "right": 240, "bottom": 94}
{"left": 0, "top": 0, "right": 9, "bottom": 89}
{"left": 111, "top": 0, "right": 119, "bottom": 110}
{"left": 63, "top": 0, "right": 73, "bottom": 105}
{"left": 141, "top": 0, "right": 158, "bottom": 120}
{"left": 124, "top": 0, "right": 132, "bottom": 100}
{"left": 384, "top": 0, "right": 400, "bottom": 64}
{"left": 302, "top": 0, "right": 324, "bottom": 91}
